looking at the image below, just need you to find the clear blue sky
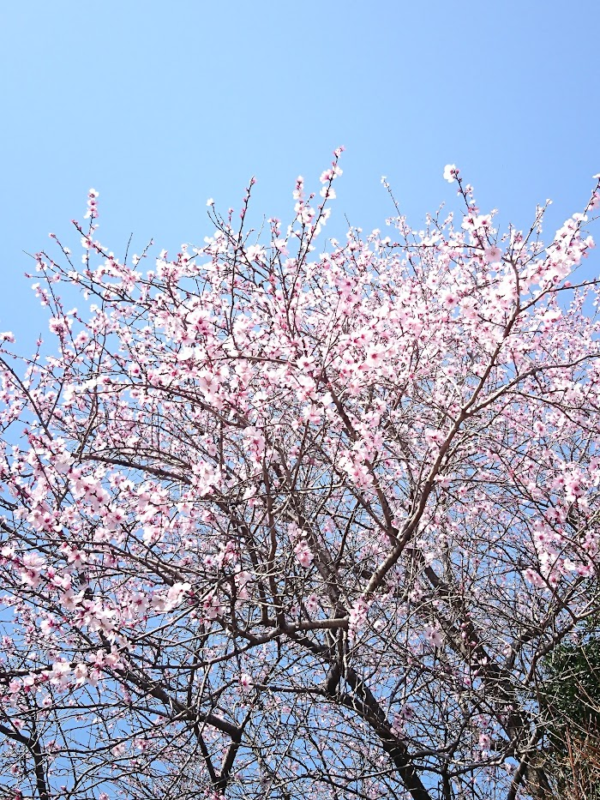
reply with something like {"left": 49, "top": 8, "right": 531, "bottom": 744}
{"left": 2, "top": 0, "right": 600, "bottom": 349}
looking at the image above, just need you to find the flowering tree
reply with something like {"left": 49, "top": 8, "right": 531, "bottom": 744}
{"left": 1, "top": 152, "right": 600, "bottom": 800}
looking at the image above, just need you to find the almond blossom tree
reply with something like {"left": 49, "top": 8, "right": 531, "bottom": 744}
{"left": 1, "top": 153, "right": 600, "bottom": 799}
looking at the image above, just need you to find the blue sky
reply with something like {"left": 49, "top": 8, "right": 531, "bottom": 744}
{"left": 2, "top": 0, "right": 600, "bottom": 350}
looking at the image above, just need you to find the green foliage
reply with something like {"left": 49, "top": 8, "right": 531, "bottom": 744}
{"left": 540, "top": 619, "right": 600, "bottom": 798}
{"left": 545, "top": 635, "right": 600, "bottom": 734}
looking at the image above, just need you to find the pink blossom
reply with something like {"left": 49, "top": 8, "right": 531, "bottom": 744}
{"left": 73, "top": 663, "right": 89, "bottom": 685}
{"left": 203, "top": 592, "right": 224, "bottom": 620}
{"left": 48, "top": 316, "right": 71, "bottom": 336}
{"left": 50, "top": 661, "right": 72, "bottom": 686}
{"left": 294, "top": 541, "right": 313, "bottom": 568}
{"left": 424, "top": 625, "right": 443, "bottom": 648}
{"left": 305, "top": 593, "right": 319, "bottom": 614}
{"left": 484, "top": 246, "right": 502, "bottom": 263}
{"left": 239, "top": 672, "right": 253, "bottom": 692}
{"left": 443, "top": 164, "right": 459, "bottom": 183}
{"left": 441, "top": 291, "right": 459, "bottom": 309}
